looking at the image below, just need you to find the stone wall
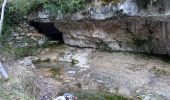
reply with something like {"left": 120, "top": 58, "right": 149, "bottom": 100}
{"left": 3, "top": 22, "right": 47, "bottom": 48}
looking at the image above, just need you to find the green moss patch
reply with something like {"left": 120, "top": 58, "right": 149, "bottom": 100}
{"left": 150, "top": 67, "right": 168, "bottom": 77}
{"left": 101, "top": 0, "right": 122, "bottom": 4}
{"left": 73, "top": 90, "right": 132, "bottom": 100}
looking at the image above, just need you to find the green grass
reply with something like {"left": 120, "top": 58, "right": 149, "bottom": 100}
{"left": 0, "top": 88, "right": 36, "bottom": 100}
{"left": 0, "top": 40, "right": 63, "bottom": 59}
{"left": 101, "top": 0, "right": 122, "bottom": 4}
{"left": 150, "top": 67, "right": 167, "bottom": 77}
{"left": 13, "top": 47, "right": 36, "bottom": 58}
{"left": 67, "top": 90, "right": 132, "bottom": 100}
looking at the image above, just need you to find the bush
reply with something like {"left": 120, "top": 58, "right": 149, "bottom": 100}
{"left": 4, "top": 0, "right": 46, "bottom": 25}
{"left": 6, "top": 0, "right": 86, "bottom": 24}
{"left": 44, "top": 0, "right": 86, "bottom": 16}
{"left": 101, "top": 0, "right": 122, "bottom": 3}
{"left": 1, "top": 0, "right": 86, "bottom": 36}
{"left": 136, "top": 0, "right": 160, "bottom": 9}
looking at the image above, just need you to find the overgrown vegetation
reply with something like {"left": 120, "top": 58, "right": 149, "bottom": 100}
{"left": 101, "top": 0, "right": 122, "bottom": 4}
{"left": 44, "top": 0, "right": 86, "bottom": 16}
{"left": 0, "top": 41, "right": 61, "bottom": 59}
{"left": 136, "top": 0, "right": 160, "bottom": 9}
{"left": 72, "top": 90, "right": 132, "bottom": 100}
{"left": 1, "top": 0, "right": 86, "bottom": 37}
{"left": 0, "top": 46, "right": 35, "bottom": 59}
{"left": 150, "top": 67, "right": 167, "bottom": 77}
{"left": 0, "top": 88, "right": 36, "bottom": 100}
{"left": 13, "top": 47, "right": 37, "bottom": 58}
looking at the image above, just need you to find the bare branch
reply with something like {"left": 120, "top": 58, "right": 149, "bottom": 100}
{"left": 0, "top": 0, "right": 8, "bottom": 36}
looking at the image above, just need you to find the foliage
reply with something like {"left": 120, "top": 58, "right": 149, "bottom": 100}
{"left": 150, "top": 67, "right": 167, "bottom": 77}
{"left": 13, "top": 47, "right": 33, "bottom": 58}
{"left": 44, "top": 0, "right": 86, "bottom": 16}
{"left": 0, "top": 88, "right": 36, "bottom": 100}
{"left": 0, "top": 43, "right": 38, "bottom": 59}
{"left": 9, "top": 0, "right": 46, "bottom": 15}
{"left": 4, "top": 0, "right": 46, "bottom": 26}
{"left": 1, "top": 0, "right": 86, "bottom": 36}
{"left": 136, "top": 0, "right": 160, "bottom": 9}
{"left": 101, "top": 0, "right": 122, "bottom": 4}
{"left": 73, "top": 90, "right": 132, "bottom": 100}
{"left": 7, "top": 0, "right": 86, "bottom": 21}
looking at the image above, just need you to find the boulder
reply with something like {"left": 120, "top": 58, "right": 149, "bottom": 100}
{"left": 20, "top": 59, "right": 33, "bottom": 67}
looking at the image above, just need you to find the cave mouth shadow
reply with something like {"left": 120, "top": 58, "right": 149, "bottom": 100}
{"left": 29, "top": 21, "right": 64, "bottom": 42}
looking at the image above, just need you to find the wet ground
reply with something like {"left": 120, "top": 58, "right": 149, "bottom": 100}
{"left": 1, "top": 45, "right": 170, "bottom": 100}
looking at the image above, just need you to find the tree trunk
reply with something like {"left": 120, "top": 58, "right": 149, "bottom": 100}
{"left": 0, "top": 0, "right": 8, "bottom": 36}
{"left": 0, "top": 0, "right": 9, "bottom": 79}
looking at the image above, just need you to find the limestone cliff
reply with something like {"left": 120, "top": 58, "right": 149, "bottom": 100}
{"left": 30, "top": 0, "right": 170, "bottom": 56}
{"left": 34, "top": 0, "right": 170, "bottom": 20}
{"left": 55, "top": 16, "right": 170, "bottom": 55}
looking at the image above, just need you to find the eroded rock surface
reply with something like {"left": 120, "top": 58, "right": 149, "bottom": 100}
{"left": 28, "top": 0, "right": 170, "bottom": 56}
{"left": 31, "top": 0, "right": 170, "bottom": 21}
{"left": 55, "top": 16, "right": 170, "bottom": 56}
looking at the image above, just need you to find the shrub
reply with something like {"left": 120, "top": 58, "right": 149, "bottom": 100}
{"left": 43, "top": 0, "right": 86, "bottom": 16}
{"left": 136, "top": 0, "right": 160, "bottom": 9}
{"left": 101, "top": 0, "right": 122, "bottom": 3}
{"left": 1, "top": 0, "right": 86, "bottom": 36}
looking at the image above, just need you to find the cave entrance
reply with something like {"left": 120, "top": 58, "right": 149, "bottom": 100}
{"left": 30, "top": 21, "right": 64, "bottom": 42}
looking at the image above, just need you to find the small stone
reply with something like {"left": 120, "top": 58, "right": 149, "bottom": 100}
{"left": 38, "top": 39, "right": 45, "bottom": 46}
{"left": 31, "top": 57, "right": 40, "bottom": 63}
{"left": 27, "top": 33, "right": 32, "bottom": 36}
{"left": 40, "top": 57, "right": 50, "bottom": 62}
{"left": 142, "top": 94, "right": 167, "bottom": 100}
{"left": 20, "top": 59, "right": 33, "bottom": 66}
{"left": 55, "top": 96, "right": 66, "bottom": 100}
{"left": 59, "top": 51, "right": 73, "bottom": 62}
{"left": 68, "top": 71, "right": 76, "bottom": 75}
{"left": 16, "top": 36, "right": 21, "bottom": 40}
{"left": 21, "top": 32, "right": 25, "bottom": 35}
{"left": 39, "top": 49, "right": 50, "bottom": 55}
{"left": 51, "top": 56, "right": 58, "bottom": 61}
{"left": 28, "top": 27, "right": 35, "bottom": 31}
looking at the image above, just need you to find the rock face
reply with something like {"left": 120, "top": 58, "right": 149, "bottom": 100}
{"left": 55, "top": 16, "right": 170, "bottom": 55}
{"left": 29, "top": 0, "right": 170, "bottom": 56}
{"left": 71, "top": 0, "right": 170, "bottom": 20}
{"left": 32, "top": 0, "right": 170, "bottom": 21}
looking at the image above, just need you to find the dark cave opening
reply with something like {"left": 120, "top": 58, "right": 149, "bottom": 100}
{"left": 29, "top": 21, "right": 64, "bottom": 42}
